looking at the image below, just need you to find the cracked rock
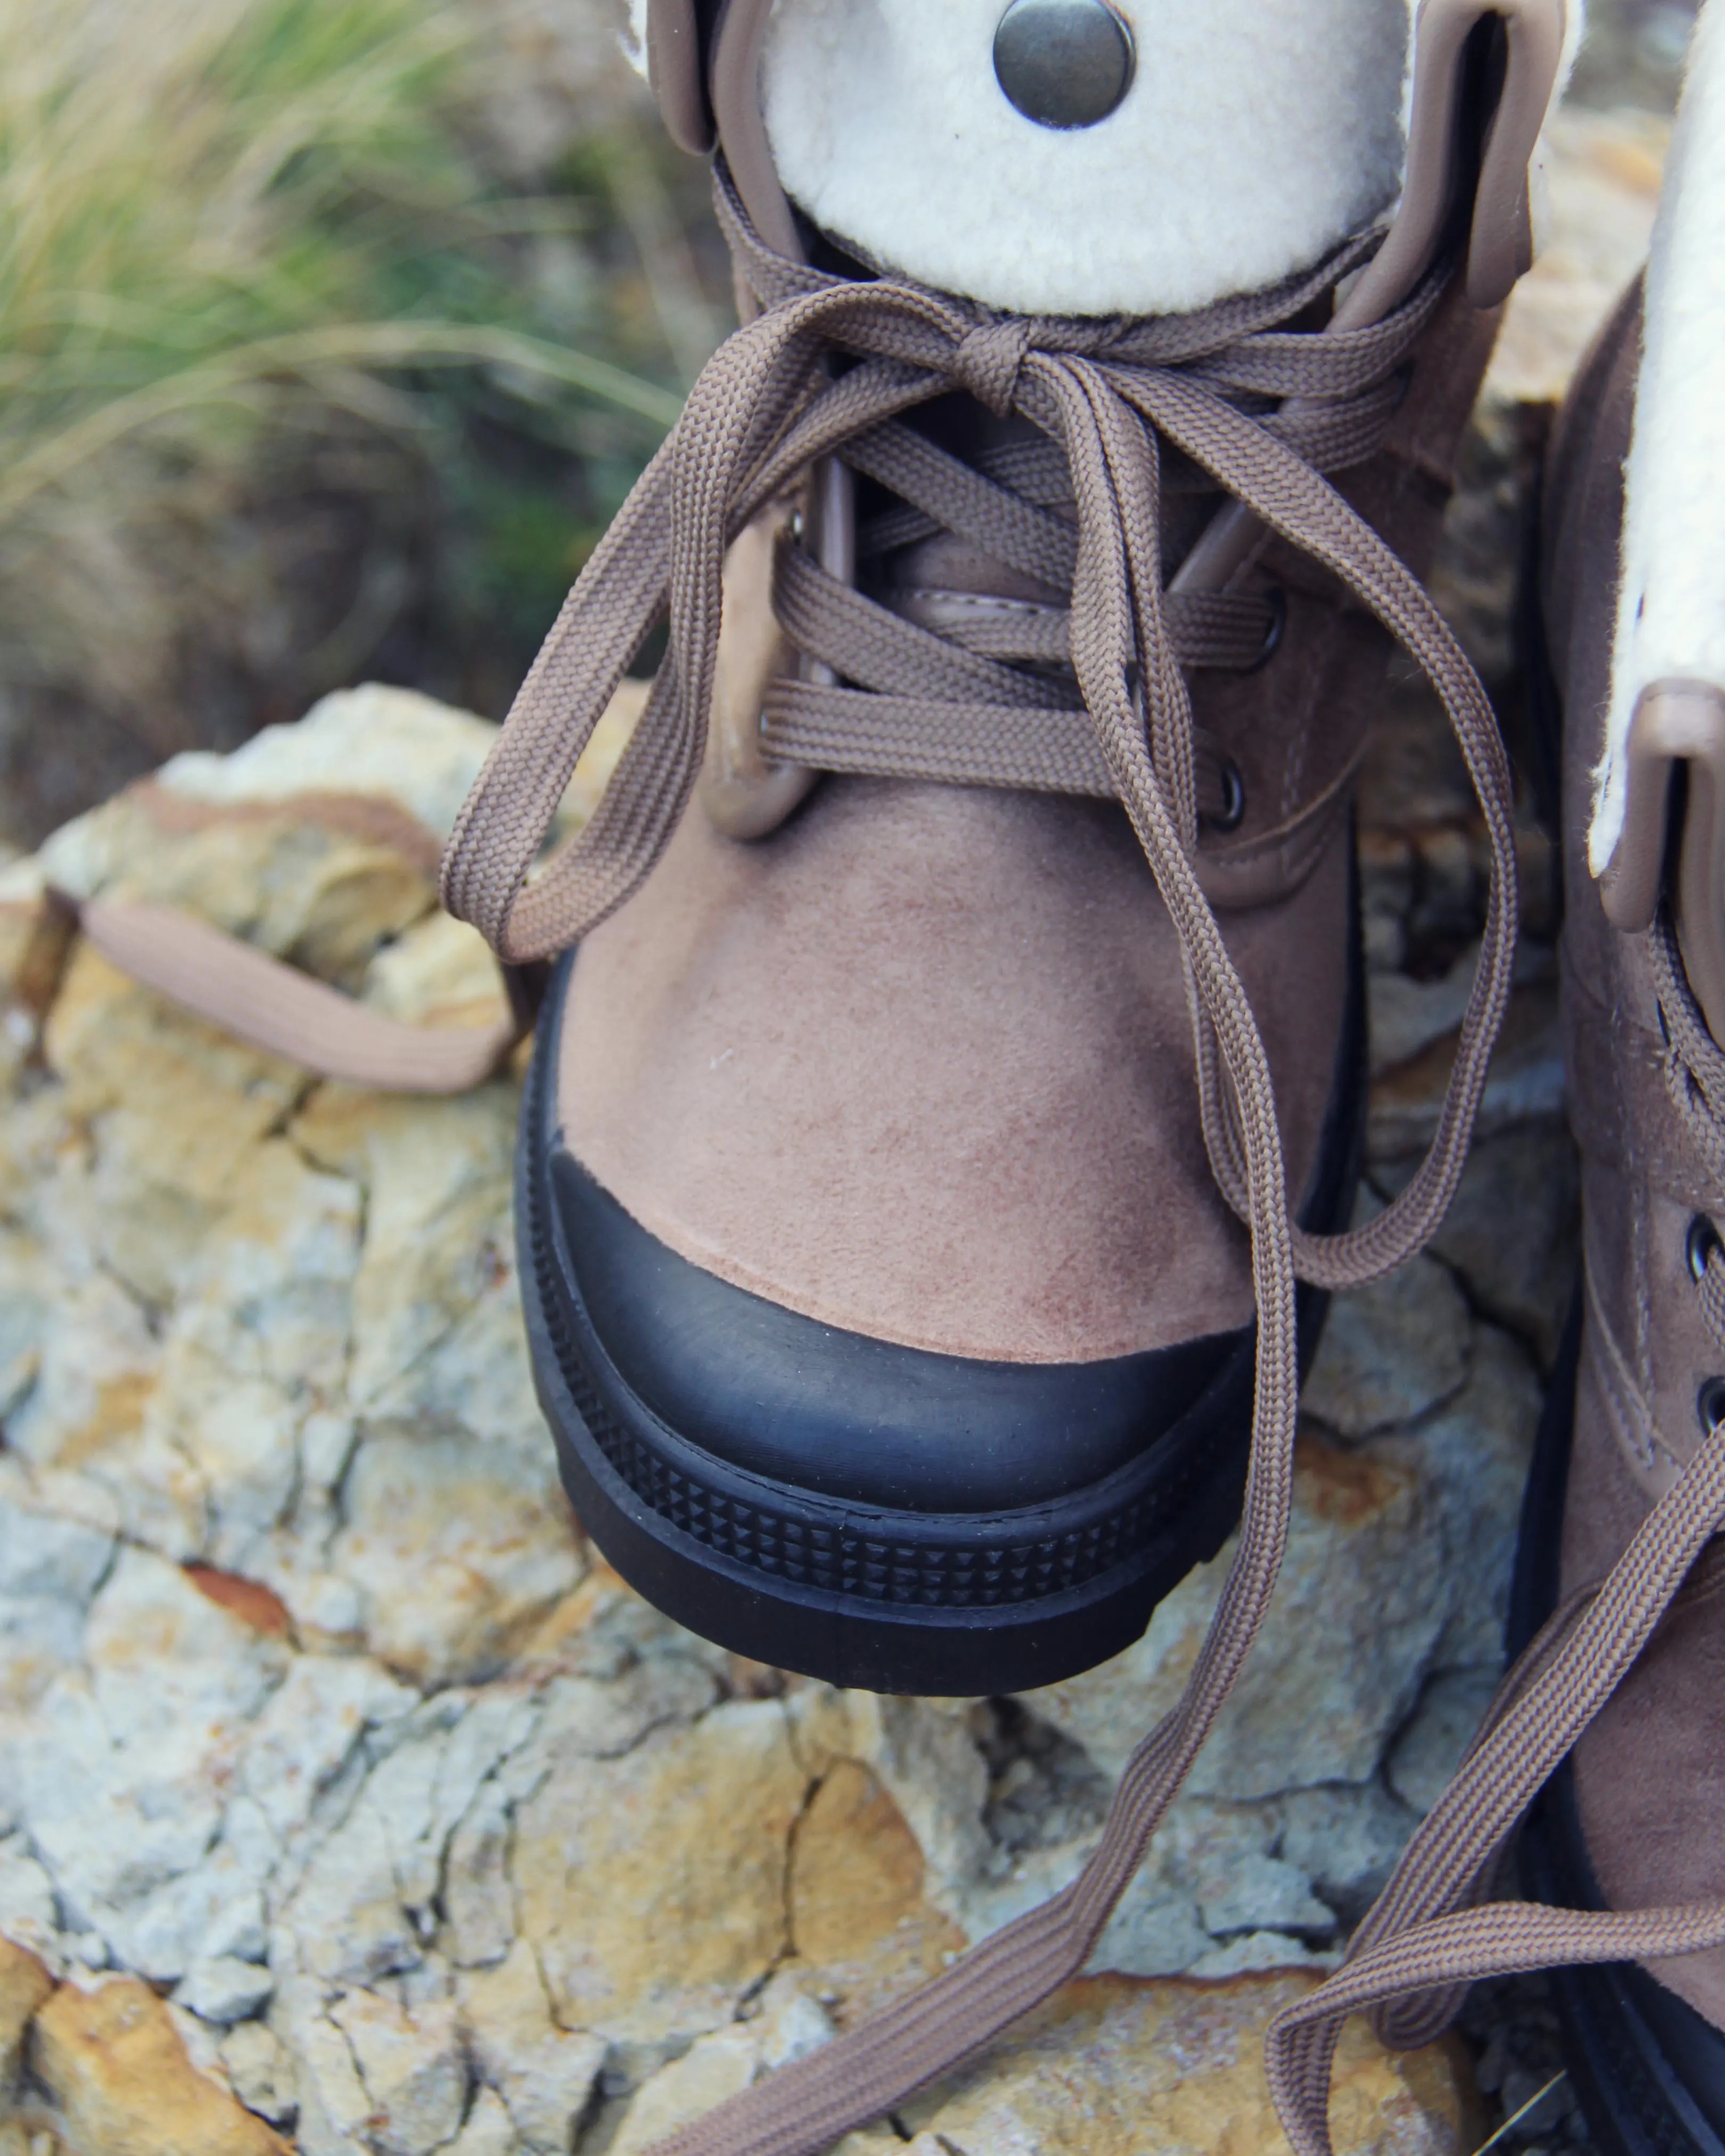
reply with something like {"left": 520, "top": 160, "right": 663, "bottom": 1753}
{"left": 35, "top": 1977, "right": 288, "bottom": 2155}
{"left": 787, "top": 1757, "right": 965, "bottom": 2023}
{"left": 515, "top": 1699, "right": 806, "bottom": 2043}
{"left": 1301, "top": 1251, "right": 1474, "bottom": 1440}
{"left": 458, "top": 1941, "right": 605, "bottom": 2154}
{"left": 1195, "top": 1853, "right": 1335, "bottom": 1943}
{"left": 0, "top": 655, "right": 1596, "bottom": 2149}
{"left": 1382, "top": 1123, "right": 1580, "bottom": 1372}
{"left": 0, "top": 1842, "right": 60, "bottom": 1971}
{"left": 446, "top": 2086, "right": 518, "bottom": 2156}
{"left": 0, "top": 1938, "right": 51, "bottom": 2095}
{"left": 1023, "top": 1432, "right": 1448, "bottom": 1799}
{"left": 177, "top": 1957, "right": 276, "bottom": 2028}
{"left": 275, "top": 1977, "right": 375, "bottom": 2156}
{"left": 610, "top": 2024, "right": 762, "bottom": 2156}
{"left": 327, "top": 1989, "right": 467, "bottom": 2156}
{"left": 219, "top": 2021, "right": 297, "bottom": 2128}
{"left": 1275, "top": 1781, "right": 1420, "bottom": 1929}
{"left": 1387, "top": 1667, "right": 1505, "bottom": 1818}
{"left": 897, "top": 1973, "right": 1464, "bottom": 2153}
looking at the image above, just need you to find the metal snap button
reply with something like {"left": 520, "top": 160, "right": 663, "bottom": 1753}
{"left": 993, "top": 0, "right": 1136, "bottom": 131}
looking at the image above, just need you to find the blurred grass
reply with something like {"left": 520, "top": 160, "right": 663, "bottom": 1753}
{"left": 11, "top": 0, "right": 1694, "bottom": 854}
{"left": 0, "top": 0, "right": 725, "bottom": 843}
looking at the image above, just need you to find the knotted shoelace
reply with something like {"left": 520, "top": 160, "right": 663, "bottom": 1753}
{"left": 434, "top": 171, "right": 1523, "bottom": 2156}
{"left": 1267, "top": 907, "right": 1725, "bottom": 2156}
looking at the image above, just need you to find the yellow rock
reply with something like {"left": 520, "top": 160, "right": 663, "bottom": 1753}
{"left": 457, "top": 1939, "right": 606, "bottom": 2151}
{"left": 900, "top": 1971, "right": 1468, "bottom": 2156}
{"left": 291, "top": 1080, "right": 585, "bottom": 1684}
{"left": 1490, "top": 108, "right": 1669, "bottom": 407}
{"left": 32, "top": 1979, "right": 287, "bottom": 2156}
{"left": 0, "top": 2127, "right": 62, "bottom": 2155}
{"left": 42, "top": 947, "right": 306, "bottom": 1314}
{"left": 331, "top": 1421, "right": 586, "bottom": 1686}
{"left": 38, "top": 780, "right": 439, "bottom": 994}
{"left": 789, "top": 1759, "right": 965, "bottom": 2023}
{"left": 0, "top": 883, "right": 74, "bottom": 1025}
{"left": 0, "top": 1937, "right": 53, "bottom": 2091}
{"left": 515, "top": 1699, "right": 808, "bottom": 2042}
{"left": 793, "top": 1761, "right": 929, "bottom": 1962}
{"left": 609, "top": 2024, "right": 762, "bottom": 2156}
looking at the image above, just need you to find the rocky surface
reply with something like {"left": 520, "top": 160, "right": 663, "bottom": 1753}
{"left": 0, "top": 670, "right": 1538, "bottom": 2156}
{"left": 0, "top": 70, "right": 1677, "bottom": 2156}
{"left": 0, "top": 681, "right": 1565, "bottom": 2156}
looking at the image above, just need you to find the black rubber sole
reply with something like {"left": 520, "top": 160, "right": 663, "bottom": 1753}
{"left": 1511, "top": 1301, "right": 1725, "bottom": 2156}
{"left": 519, "top": 873, "right": 1366, "bottom": 1697}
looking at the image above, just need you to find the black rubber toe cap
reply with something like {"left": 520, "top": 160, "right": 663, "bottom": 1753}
{"left": 521, "top": 914, "right": 1361, "bottom": 1690}
{"left": 553, "top": 1148, "right": 1239, "bottom": 1515}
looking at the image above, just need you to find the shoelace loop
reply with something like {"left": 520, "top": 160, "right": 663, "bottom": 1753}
{"left": 441, "top": 168, "right": 1518, "bottom": 1298}
{"left": 436, "top": 171, "right": 1522, "bottom": 2156}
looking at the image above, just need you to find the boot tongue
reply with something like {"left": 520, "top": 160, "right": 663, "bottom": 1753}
{"left": 845, "top": 393, "right": 1248, "bottom": 835}
{"left": 865, "top": 406, "right": 1073, "bottom": 623}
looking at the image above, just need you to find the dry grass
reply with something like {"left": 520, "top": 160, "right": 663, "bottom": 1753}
{"left": 0, "top": 0, "right": 717, "bottom": 839}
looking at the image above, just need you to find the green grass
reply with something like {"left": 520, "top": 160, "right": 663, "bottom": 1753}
{"left": 0, "top": 0, "right": 720, "bottom": 839}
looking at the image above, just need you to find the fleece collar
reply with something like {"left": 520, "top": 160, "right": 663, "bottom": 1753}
{"left": 1594, "top": 0, "right": 1725, "bottom": 874}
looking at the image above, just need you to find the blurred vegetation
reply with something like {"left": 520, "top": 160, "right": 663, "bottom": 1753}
{"left": 0, "top": 0, "right": 726, "bottom": 845}
{"left": 0, "top": 0, "right": 1701, "bottom": 850}
{"left": 1570, "top": 0, "right": 1700, "bottom": 109}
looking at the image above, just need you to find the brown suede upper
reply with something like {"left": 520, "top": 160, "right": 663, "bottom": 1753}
{"left": 559, "top": 280, "right": 1499, "bottom": 1364}
{"left": 1548, "top": 285, "right": 1725, "bottom": 2030}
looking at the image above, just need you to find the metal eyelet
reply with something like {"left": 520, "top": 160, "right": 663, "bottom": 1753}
{"left": 1699, "top": 1377, "right": 1725, "bottom": 1436}
{"left": 1201, "top": 758, "right": 1246, "bottom": 837}
{"left": 1247, "top": 588, "right": 1288, "bottom": 674}
{"left": 1689, "top": 1215, "right": 1723, "bottom": 1283}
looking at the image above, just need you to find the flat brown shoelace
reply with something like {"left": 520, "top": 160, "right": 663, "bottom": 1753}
{"left": 1266, "top": 907, "right": 1725, "bottom": 2156}
{"left": 429, "top": 168, "right": 1524, "bottom": 2156}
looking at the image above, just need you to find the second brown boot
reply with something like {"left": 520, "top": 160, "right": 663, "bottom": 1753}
{"left": 1259, "top": 13, "right": 1725, "bottom": 2152}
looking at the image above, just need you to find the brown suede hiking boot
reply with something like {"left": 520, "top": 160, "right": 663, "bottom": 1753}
{"left": 61, "top": 2, "right": 1562, "bottom": 1717}
{"left": 59, "top": 2, "right": 1565, "bottom": 1710}
{"left": 1261, "top": 14, "right": 1725, "bottom": 2155}
{"left": 1515, "top": 26, "right": 1725, "bottom": 2142}
{"left": 434, "top": 0, "right": 1575, "bottom": 1704}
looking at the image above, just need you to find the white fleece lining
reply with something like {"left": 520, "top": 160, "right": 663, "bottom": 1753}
{"left": 759, "top": 0, "right": 1425, "bottom": 316}
{"left": 627, "top": 4, "right": 1583, "bottom": 319}
{"left": 1592, "top": 0, "right": 1725, "bottom": 874}
{"left": 625, "top": 0, "right": 650, "bottom": 75}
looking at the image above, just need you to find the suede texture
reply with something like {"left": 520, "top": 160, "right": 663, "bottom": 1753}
{"left": 1552, "top": 284, "right": 1725, "bottom": 2030}
{"left": 559, "top": 282, "right": 1496, "bottom": 1364}
{"left": 563, "top": 775, "right": 1341, "bottom": 1361}
{"left": 1191, "top": 287, "right": 1502, "bottom": 911}
{"left": 1564, "top": 1345, "right": 1725, "bottom": 2032}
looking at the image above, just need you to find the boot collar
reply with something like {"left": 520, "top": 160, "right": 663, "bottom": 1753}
{"left": 645, "top": 0, "right": 1568, "bottom": 322}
